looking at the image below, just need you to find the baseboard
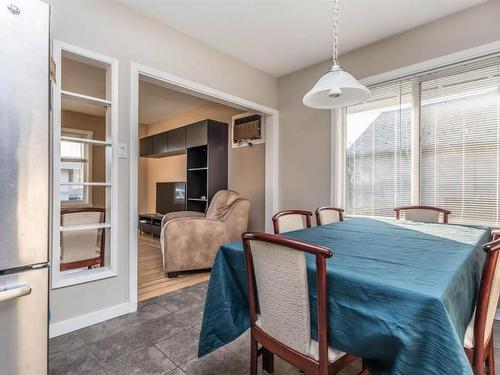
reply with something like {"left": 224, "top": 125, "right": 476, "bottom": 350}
{"left": 49, "top": 302, "right": 131, "bottom": 338}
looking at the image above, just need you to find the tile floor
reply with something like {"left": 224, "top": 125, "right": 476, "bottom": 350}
{"left": 49, "top": 281, "right": 500, "bottom": 375}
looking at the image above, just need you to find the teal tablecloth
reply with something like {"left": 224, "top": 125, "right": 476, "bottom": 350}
{"left": 198, "top": 217, "right": 491, "bottom": 374}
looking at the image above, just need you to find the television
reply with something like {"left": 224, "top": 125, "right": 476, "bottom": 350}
{"left": 156, "top": 182, "right": 186, "bottom": 214}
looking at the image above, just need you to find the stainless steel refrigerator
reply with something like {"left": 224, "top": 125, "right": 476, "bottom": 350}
{"left": 0, "top": 0, "right": 50, "bottom": 374}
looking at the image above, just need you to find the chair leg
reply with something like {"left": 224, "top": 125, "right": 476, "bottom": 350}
{"left": 488, "top": 340, "right": 495, "bottom": 375}
{"left": 250, "top": 334, "right": 258, "bottom": 375}
{"left": 263, "top": 348, "right": 274, "bottom": 374}
{"left": 360, "top": 359, "right": 370, "bottom": 375}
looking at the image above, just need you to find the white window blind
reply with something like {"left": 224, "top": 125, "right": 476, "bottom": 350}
{"left": 346, "top": 82, "right": 413, "bottom": 217}
{"left": 420, "top": 59, "right": 500, "bottom": 225}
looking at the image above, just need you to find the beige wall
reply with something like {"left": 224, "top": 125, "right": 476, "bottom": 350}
{"left": 61, "top": 110, "right": 106, "bottom": 208}
{"left": 48, "top": 0, "right": 278, "bottom": 328}
{"left": 278, "top": 0, "right": 500, "bottom": 213}
{"left": 61, "top": 58, "right": 106, "bottom": 99}
{"left": 140, "top": 102, "right": 265, "bottom": 231}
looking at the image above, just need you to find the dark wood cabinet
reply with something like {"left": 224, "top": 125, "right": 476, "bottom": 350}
{"left": 152, "top": 131, "right": 169, "bottom": 156}
{"left": 139, "top": 136, "right": 153, "bottom": 156}
{"left": 167, "top": 127, "right": 186, "bottom": 155}
{"left": 140, "top": 126, "right": 187, "bottom": 158}
{"left": 207, "top": 122, "right": 228, "bottom": 202}
{"left": 139, "top": 119, "right": 228, "bottom": 214}
{"left": 186, "top": 121, "right": 208, "bottom": 148}
{"left": 186, "top": 120, "right": 228, "bottom": 213}
{"left": 138, "top": 214, "right": 163, "bottom": 237}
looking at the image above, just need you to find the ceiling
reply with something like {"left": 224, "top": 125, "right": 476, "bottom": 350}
{"left": 117, "top": 0, "right": 487, "bottom": 77}
{"left": 60, "top": 61, "right": 214, "bottom": 122}
{"left": 139, "top": 79, "right": 211, "bottom": 124}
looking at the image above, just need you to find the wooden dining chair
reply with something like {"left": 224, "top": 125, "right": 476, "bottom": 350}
{"left": 464, "top": 233, "right": 500, "bottom": 375}
{"left": 315, "top": 207, "right": 344, "bottom": 226}
{"left": 394, "top": 205, "right": 451, "bottom": 224}
{"left": 272, "top": 210, "right": 313, "bottom": 234}
{"left": 242, "top": 232, "right": 358, "bottom": 375}
{"left": 60, "top": 208, "right": 105, "bottom": 271}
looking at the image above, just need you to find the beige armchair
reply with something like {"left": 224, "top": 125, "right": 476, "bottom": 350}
{"left": 160, "top": 190, "right": 250, "bottom": 278}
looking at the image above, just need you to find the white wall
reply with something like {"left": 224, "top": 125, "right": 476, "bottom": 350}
{"left": 278, "top": 0, "right": 500, "bottom": 212}
{"left": 48, "top": 0, "right": 278, "bottom": 332}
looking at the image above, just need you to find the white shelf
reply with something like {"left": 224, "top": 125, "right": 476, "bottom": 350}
{"left": 61, "top": 90, "right": 112, "bottom": 107}
{"left": 60, "top": 182, "right": 111, "bottom": 187}
{"left": 188, "top": 167, "right": 208, "bottom": 171}
{"left": 60, "top": 223, "right": 111, "bottom": 232}
{"left": 188, "top": 198, "right": 208, "bottom": 202}
{"left": 61, "top": 136, "right": 111, "bottom": 146}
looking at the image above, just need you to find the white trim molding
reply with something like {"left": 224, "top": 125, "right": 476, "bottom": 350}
{"left": 129, "top": 62, "right": 279, "bottom": 313}
{"left": 49, "top": 302, "right": 130, "bottom": 338}
{"left": 51, "top": 40, "right": 119, "bottom": 289}
{"left": 360, "top": 40, "right": 500, "bottom": 87}
{"left": 330, "top": 109, "right": 345, "bottom": 208}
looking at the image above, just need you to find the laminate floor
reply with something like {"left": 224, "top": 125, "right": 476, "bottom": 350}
{"left": 137, "top": 233, "right": 210, "bottom": 302}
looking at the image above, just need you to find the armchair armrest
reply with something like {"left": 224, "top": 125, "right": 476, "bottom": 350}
{"left": 161, "top": 211, "right": 205, "bottom": 229}
{"left": 162, "top": 217, "right": 229, "bottom": 273}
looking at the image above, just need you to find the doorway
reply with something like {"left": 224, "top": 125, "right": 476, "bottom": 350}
{"left": 129, "top": 63, "right": 279, "bottom": 309}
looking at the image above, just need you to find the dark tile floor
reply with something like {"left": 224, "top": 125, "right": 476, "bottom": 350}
{"left": 49, "top": 281, "right": 500, "bottom": 375}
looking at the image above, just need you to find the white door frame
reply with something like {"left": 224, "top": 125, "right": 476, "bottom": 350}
{"left": 129, "top": 62, "right": 279, "bottom": 312}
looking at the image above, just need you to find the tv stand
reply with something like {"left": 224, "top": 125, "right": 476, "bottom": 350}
{"left": 138, "top": 213, "right": 164, "bottom": 237}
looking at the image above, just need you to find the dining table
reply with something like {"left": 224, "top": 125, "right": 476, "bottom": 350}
{"left": 197, "top": 217, "right": 491, "bottom": 374}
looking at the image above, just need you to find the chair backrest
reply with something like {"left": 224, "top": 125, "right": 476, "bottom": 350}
{"left": 473, "top": 237, "right": 500, "bottom": 354}
{"left": 60, "top": 208, "right": 105, "bottom": 263}
{"left": 272, "top": 210, "right": 313, "bottom": 234}
{"left": 242, "top": 232, "right": 332, "bottom": 360}
{"left": 315, "top": 207, "right": 344, "bottom": 225}
{"left": 206, "top": 190, "right": 241, "bottom": 220}
{"left": 221, "top": 198, "right": 251, "bottom": 240}
{"left": 394, "top": 205, "right": 451, "bottom": 224}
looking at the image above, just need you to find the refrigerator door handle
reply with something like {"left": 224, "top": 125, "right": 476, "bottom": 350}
{"left": 0, "top": 284, "right": 32, "bottom": 302}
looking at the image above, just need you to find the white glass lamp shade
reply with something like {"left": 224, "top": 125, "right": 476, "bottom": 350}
{"left": 303, "top": 66, "right": 370, "bottom": 109}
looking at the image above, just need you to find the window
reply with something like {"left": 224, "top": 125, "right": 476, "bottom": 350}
{"left": 60, "top": 129, "right": 92, "bottom": 205}
{"left": 232, "top": 112, "right": 265, "bottom": 148}
{"left": 420, "top": 63, "right": 500, "bottom": 225}
{"left": 344, "top": 56, "right": 500, "bottom": 226}
{"left": 346, "top": 82, "right": 412, "bottom": 217}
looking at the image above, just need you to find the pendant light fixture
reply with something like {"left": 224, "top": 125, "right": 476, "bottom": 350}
{"left": 303, "top": 0, "right": 370, "bottom": 109}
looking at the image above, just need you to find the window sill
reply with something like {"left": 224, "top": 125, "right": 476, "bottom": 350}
{"left": 231, "top": 138, "right": 265, "bottom": 148}
{"left": 51, "top": 267, "right": 117, "bottom": 289}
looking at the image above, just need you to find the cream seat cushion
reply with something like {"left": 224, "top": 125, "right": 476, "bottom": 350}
{"left": 255, "top": 316, "right": 346, "bottom": 363}
{"left": 309, "top": 340, "right": 346, "bottom": 362}
{"left": 404, "top": 209, "right": 440, "bottom": 223}
{"left": 318, "top": 210, "right": 341, "bottom": 225}
{"left": 61, "top": 211, "right": 103, "bottom": 263}
{"left": 464, "top": 312, "right": 475, "bottom": 349}
{"left": 464, "top": 256, "right": 500, "bottom": 349}
{"left": 277, "top": 214, "right": 307, "bottom": 233}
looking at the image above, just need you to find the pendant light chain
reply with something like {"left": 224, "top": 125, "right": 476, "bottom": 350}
{"left": 303, "top": 0, "right": 369, "bottom": 108}
{"left": 332, "top": 0, "right": 339, "bottom": 66}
